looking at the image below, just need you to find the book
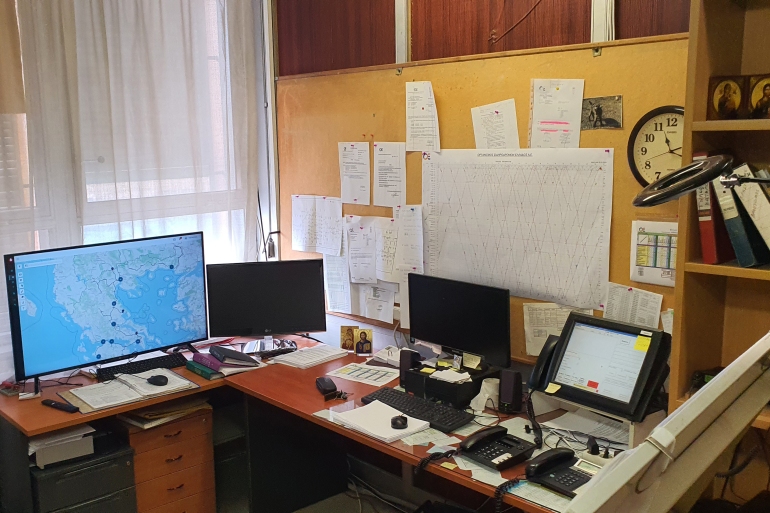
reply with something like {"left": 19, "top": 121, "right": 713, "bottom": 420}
{"left": 192, "top": 353, "right": 263, "bottom": 376}
{"left": 117, "top": 396, "right": 212, "bottom": 430}
{"left": 210, "top": 346, "right": 259, "bottom": 367}
{"left": 731, "top": 164, "right": 770, "bottom": 249}
{"left": 271, "top": 344, "right": 347, "bottom": 370}
{"left": 694, "top": 151, "right": 735, "bottom": 265}
{"left": 186, "top": 360, "right": 224, "bottom": 380}
{"left": 712, "top": 176, "right": 770, "bottom": 267}
{"left": 68, "top": 369, "right": 198, "bottom": 411}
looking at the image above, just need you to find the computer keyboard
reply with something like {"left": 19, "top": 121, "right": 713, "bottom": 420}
{"left": 96, "top": 352, "right": 189, "bottom": 382}
{"left": 361, "top": 387, "right": 474, "bottom": 433}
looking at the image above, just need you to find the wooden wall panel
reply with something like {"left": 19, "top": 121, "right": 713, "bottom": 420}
{"left": 276, "top": 0, "right": 395, "bottom": 76}
{"left": 276, "top": 35, "right": 688, "bottom": 362}
{"left": 616, "top": 0, "right": 691, "bottom": 40}
{"left": 410, "top": 0, "right": 592, "bottom": 61}
{"left": 0, "top": 0, "right": 25, "bottom": 113}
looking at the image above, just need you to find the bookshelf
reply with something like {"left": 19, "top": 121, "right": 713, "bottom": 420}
{"left": 672, "top": 0, "right": 770, "bottom": 431}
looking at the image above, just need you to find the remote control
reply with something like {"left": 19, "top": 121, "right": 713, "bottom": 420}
{"left": 41, "top": 399, "right": 79, "bottom": 414}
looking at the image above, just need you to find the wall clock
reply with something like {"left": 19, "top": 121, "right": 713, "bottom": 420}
{"left": 627, "top": 106, "right": 685, "bottom": 187}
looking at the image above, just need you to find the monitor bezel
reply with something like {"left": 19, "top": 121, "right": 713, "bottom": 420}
{"left": 543, "top": 313, "right": 665, "bottom": 419}
{"left": 4, "top": 231, "right": 208, "bottom": 381}
{"left": 205, "top": 259, "right": 327, "bottom": 337}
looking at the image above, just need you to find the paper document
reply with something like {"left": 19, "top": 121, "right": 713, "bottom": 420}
{"left": 327, "top": 363, "right": 399, "bottom": 386}
{"left": 471, "top": 99, "right": 520, "bottom": 149}
{"left": 374, "top": 217, "right": 400, "bottom": 282}
{"left": 470, "top": 467, "right": 506, "bottom": 486}
{"left": 660, "top": 308, "right": 674, "bottom": 334}
{"left": 529, "top": 79, "right": 584, "bottom": 148}
{"left": 339, "top": 142, "right": 370, "bottom": 205}
{"left": 291, "top": 195, "right": 343, "bottom": 256}
{"left": 423, "top": 149, "right": 613, "bottom": 309}
{"left": 631, "top": 220, "right": 677, "bottom": 287}
{"left": 509, "top": 481, "right": 572, "bottom": 513}
{"left": 602, "top": 282, "right": 663, "bottom": 330}
{"left": 347, "top": 218, "right": 377, "bottom": 284}
{"left": 333, "top": 400, "right": 430, "bottom": 443}
{"left": 29, "top": 425, "right": 96, "bottom": 456}
{"left": 373, "top": 142, "right": 406, "bottom": 207}
{"left": 272, "top": 344, "right": 347, "bottom": 369}
{"left": 397, "top": 268, "right": 421, "bottom": 329}
{"left": 323, "top": 230, "right": 352, "bottom": 314}
{"left": 365, "top": 286, "right": 395, "bottom": 323}
{"left": 406, "top": 81, "right": 440, "bottom": 152}
{"left": 394, "top": 205, "right": 424, "bottom": 272}
{"left": 431, "top": 369, "right": 470, "bottom": 383}
{"left": 523, "top": 303, "right": 594, "bottom": 356}
{"left": 69, "top": 369, "right": 196, "bottom": 411}
{"left": 401, "top": 428, "right": 446, "bottom": 446}
{"left": 544, "top": 409, "right": 629, "bottom": 449}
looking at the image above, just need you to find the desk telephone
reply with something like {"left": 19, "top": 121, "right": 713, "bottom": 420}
{"left": 460, "top": 426, "right": 536, "bottom": 471}
{"left": 525, "top": 448, "right": 601, "bottom": 498}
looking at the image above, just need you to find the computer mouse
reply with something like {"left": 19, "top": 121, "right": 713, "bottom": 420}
{"left": 146, "top": 375, "right": 168, "bottom": 386}
{"left": 391, "top": 415, "right": 408, "bottom": 429}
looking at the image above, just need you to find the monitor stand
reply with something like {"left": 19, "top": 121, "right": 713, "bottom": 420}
{"left": 19, "top": 378, "right": 41, "bottom": 401}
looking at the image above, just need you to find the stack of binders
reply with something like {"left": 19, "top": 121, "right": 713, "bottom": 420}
{"left": 186, "top": 346, "right": 264, "bottom": 380}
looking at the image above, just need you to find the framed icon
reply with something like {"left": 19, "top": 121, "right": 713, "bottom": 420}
{"left": 353, "top": 329, "right": 373, "bottom": 355}
{"left": 707, "top": 76, "right": 746, "bottom": 120}
{"left": 749, "top": 75, "right": 770, "bottom": 119}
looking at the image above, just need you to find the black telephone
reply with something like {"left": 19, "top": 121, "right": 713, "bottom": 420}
{"left": 459, "top": 426, "right": 536, "bottom": 471}
{"left": 525, "top": 448, "right": 594, "bottom": 498}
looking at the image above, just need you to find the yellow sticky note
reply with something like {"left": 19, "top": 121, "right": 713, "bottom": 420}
{"left": 440, "top": 462, "right": 457, "bottom": 470}
{"left": 437, "top": 360, "right": 451, "bottom": 368}
{"left": 634, "top": 336, "right": 651, "bottom": 352}
{"left": 420, "top": 367, "right": 436, "bottom": 374}
{"left": 544, "top": 382, "right": 561, "bottom": 394}
{"left": 462, "top": 352, "right": 481, "bottom": 370}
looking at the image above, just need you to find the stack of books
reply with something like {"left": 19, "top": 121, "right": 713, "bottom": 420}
{"left": 187, "top": 346, "right": 264, "bottom": 380}
{"left": 117, "top": 396, "right": 212, "bottom": 430}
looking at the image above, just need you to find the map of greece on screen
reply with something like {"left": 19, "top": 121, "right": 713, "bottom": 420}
{"left": 12, "top": 234, "right": 206, "bottom": 377}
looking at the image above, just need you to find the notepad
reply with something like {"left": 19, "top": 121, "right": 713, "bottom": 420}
{"left": 68, "top": 369, "right": 197, "bottom": 411}
{"left": 332, "top": 400, "right": 430, "bottom": 443}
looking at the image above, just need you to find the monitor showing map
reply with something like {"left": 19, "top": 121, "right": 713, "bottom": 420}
{"left": 4, "top": 232, "right": 208, "bottom": 380}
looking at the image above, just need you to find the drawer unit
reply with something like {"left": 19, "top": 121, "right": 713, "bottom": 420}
{"left": 31, "top": 446, "right": 135, "bottom": 513}
{"left": 134, "top": 433, "right": 213, "bottom": 483}
{"left": 144, "top": 491, "right": 216, "bottom": 513}
{"left": 49, "top": 487, "right": 137, "bottom": 513}
{"left": 135, "top": 464, "right": 214, "bottom": 512}
{"left": 128, "top": 411, "right": 212, "bottom": 454}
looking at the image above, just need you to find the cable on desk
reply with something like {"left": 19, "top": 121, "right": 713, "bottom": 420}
{"left": 494, "top": 477, "right": 523, "bottom": 513}
{"left": 293, "top": 333, "right": 324, "bottom": 345}
{"left": 414, "top": 448, "right": 459, "bottom": 476}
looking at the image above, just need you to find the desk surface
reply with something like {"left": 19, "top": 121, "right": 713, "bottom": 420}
{"left": 0, "top": 343, "right": 553, "bottom": 513}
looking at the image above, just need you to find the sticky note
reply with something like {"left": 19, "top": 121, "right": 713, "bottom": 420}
{"left": 420, "top": 367, "right": 436, "bottom": 374}
{"left": 440, "top": 462, "right": 458, "bottom": 470}
{"left": 544, "top": 382, "right": 561, "bottom": 394}
{"left": 437, "top": 360, "right": 451, "bottom": 368}
{"left": 462, "top": 353, "right": 481, "bottom": 370}
{"left": 634, "top": 336, "right": 651, "bottom": 352}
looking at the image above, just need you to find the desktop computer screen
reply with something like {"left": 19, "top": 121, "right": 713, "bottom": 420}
{"left": 206, "top": 259, "right": 326, "bottom": 337}
{"left": 408, "top": 274, "right": 511, "bottom": 368}
{"left": 4, "top": 233, "right": 208, "bottom": 380}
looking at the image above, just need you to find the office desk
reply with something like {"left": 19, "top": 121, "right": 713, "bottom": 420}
{"left": 0, "top": 349, "right": 553, "bottom": 513}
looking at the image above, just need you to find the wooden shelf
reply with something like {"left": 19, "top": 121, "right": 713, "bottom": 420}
{"left": 684, "top": 260, "right": 770, "bottom": 281}
{"left": 676, "top": 397, "right": 770, "bottom": 431}
{"left": 691, "top": 120, "right": 770, "bottom": 132}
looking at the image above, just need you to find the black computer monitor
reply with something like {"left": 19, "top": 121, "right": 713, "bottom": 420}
{"left": 408, "top": 274, "right": 511, "bottom": 368}
{"left": 3, "top": 232, "right": 208, "bottom": 380}
{"left": 543, "top": 313, "right": 671, "bottom": 422}
{"left": 206, "top": 259, "right": 326, "bottom": 337}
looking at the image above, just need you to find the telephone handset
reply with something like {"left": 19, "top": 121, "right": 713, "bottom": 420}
{"left": 459, "top": 426, "right": 536, "bottom": 471}
{"left": 525, "top": 448, "right": 593, "bottom": 498}
{"left": 528, "top": 334, "right": 559, "bottom": 391}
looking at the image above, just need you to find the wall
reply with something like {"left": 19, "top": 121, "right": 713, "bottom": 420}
{"left": 276, "top": 0, "right": 395, "bottom": 76}
{"left": 616, "top": 0, "right": 691, "bottom": 40}
{"left": 0, "top": 0, "right": 24, "bottom": 113}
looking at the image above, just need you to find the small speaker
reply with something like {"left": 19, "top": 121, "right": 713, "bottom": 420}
{"left": 498, "top": 369, "right": 522, "bottom": 413}
{"left": 399, "top": 349, "right": 421, "bottom": 387}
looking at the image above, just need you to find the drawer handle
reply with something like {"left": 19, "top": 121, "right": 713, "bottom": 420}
{"left": 165, "top": 455, "right": 183, "bottom": 463}
{"left": 164, "top": 430, "right": 183, "bottom": 438}
{"left": 167, "top": 483, "right": 185, "bottom": 491}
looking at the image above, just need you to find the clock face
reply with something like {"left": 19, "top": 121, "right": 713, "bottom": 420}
{"left": 628, "top": 106, "right": 685, "bottom": 187}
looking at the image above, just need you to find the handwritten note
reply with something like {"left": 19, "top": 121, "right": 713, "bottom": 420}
{"left": 347, "top": 217, "right": 377, "bottom": 284}
{"left": 374, "top": 217, "right": 399, "bottom": 282}
{"left": 471, "top": 99, "right": 520, "bottom": 149}
{"left": 394, "top": 206, "right": 424, "bottom": 272}
{"left": 339, "top": 142, "right": 370, "bottom": 205}
{"left": 291, "top": 195, "right": 343, "bottom": 256}
{"left": 406, "top": 82, "right": 440, "bottom": 152}
{"left": 529, "top": 79, "right": 584, "bottom": 148}
{"left": 373, "top": 142, "right": 406, "bottom": 207}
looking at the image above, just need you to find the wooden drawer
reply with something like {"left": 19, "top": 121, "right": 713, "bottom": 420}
{"left": 135, "top": 433, "right": 214, "bottom": 483}
{"left": 130, "top": 411, "right": 212, "bottom": 454}
{"left": 136, "top": 462, "right": 214, "bottom": 512}
{"left": 143, "top": 490, "right": 216, "bottom": 513}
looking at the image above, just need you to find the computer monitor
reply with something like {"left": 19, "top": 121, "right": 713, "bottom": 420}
{"left": 4, "top": 232, "right": 208, "bottom": 380}
{"left": 543, "top": 313, "right": 670, "bottom": 422}
{"left": 566, "top": 331, "right": 770, "bottom": 513}
{"left": 206, "top": 259, "right": 326, "bottom": 337}
{"left": 408, "top": 274, "right": 511, "bottom": 368}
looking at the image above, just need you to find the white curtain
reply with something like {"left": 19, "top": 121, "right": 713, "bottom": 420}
{"left": 0, "top": 0, "right": 265, "bottom": 380}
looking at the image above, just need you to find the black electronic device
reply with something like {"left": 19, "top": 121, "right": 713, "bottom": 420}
{"left": 460, "top": 426, "right": 536, "bottom": 471}
{"left": 206, "top": 260, "right": 326, "bottom": 337}
{"left": 316, "top": 376, "right": 337, "bottom": 396}
{"left": 361, "top": 387, "right": 474, "bottom": 433}
{"left": 528, "top": 335, "right": 560, "bottom": 391}
{"left": 41, "top": 399, "right": 79, "bottom": 413}
{"left": 498, "top": 369, "right": 522, "bottom": 413}
{"left": 391, "top": 415, "right": 408, "bottom": 429}
{"left": 399, "top": 349, "right": 421, "bottom": 387}
{"left": 408, "top": 274, "right": 511, "bottom": 368}
{"left": 95, "top": 352, "right": 188, "bottom": 382}
{"left": 530, "top": 313, "right": 671, "bottom": 423}
{"left": 525, "top": 448, "right": 599, "bottom": 498}
{"left": 146, "top": 375, "right": 168, "bottom": 386}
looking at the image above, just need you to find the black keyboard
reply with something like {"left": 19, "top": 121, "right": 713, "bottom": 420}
{"left": 361, "top": 388, "right": 474, "bottom": 433}
{"left": 255, "top": 347, "right": 297, "bottom": 359}
{"left": 96, "top": 352, "right": 188, "bottom": 382}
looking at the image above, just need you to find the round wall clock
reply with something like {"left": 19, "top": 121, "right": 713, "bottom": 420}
{"left": 627, "top": 106, "right": 685, "bottom": 187}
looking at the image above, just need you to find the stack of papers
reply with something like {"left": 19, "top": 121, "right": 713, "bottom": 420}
{"left": 271, "top": 344, "right": 348, "bottom": 369}
{"left": 327, "top": 363, "right": 399, "bottom": 386}
{"left": 117, "top": 395, "right": 212, "bottom": 430}
{"left": 372, "top": 345, "right": 400, "bottom": 367}
{"left": 430, "top": 369, "right": 471, "bottom": 384}
{"left": 69, "top": 369, "right": 197, "bottom": 411}
{"left": 333, "top": 400, "right": 430, "bottom": 443}
{"left": 543, "top": 409, "right": 629, "bottom": 449}
{"left": 28, "top": 425, "right": 95, "bottom": 456}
